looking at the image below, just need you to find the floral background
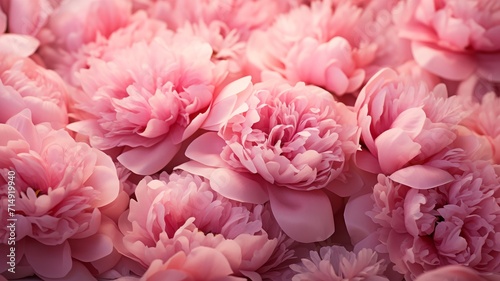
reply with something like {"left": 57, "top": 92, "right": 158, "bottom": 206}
{"left": 1, "top": 0, "right": 499, "bottom": 280}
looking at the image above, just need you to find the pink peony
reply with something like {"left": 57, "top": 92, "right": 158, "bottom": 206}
{"left": 179, "top": 78, "right": 360, "bottom": 242}
{"left": 290, "top": 246, "right": 389, "bottom": 281}
{"left": 67, "top": 33, "right": 235, "bottom": 175}
{"left": 0, "top": 53, "right": 68, "bottom": 129}
{"left": 37, "top": 0, "right": 132, "bottom": 84}
{"left": 117, "top": 170, "right": 292, "bottom": 280}
{"left": 394, "top": 0, "right": 500, "bottom": 82}
{"left": 0, "top": 110, "right": 121, "bottom": 280}
{"left": 354, "top": 68, "right": 469, "bottom": 183}
{"left": 369, "top": 160, "right": 500, "bottom": 280}
{"left": 39, "top": 11, "right": 171, "bottom": 87}
{"left": 246, "top": 0, "right": 407, "bottom": 96}
{"left": 132, "top": 0, "right": 289, "bottom": 39}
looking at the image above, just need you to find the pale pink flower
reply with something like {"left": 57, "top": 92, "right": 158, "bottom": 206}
{"left": 117, "top": 170, "right": 290, "bottom": 280}
{"left": 67, "top": 34, "right": 234, "bottom": 175}
{"left": 132, "top": 0, "right": 288, "bottom": 39}
{"left": 0, "top": 53, "right": 68, "bottom": 129}
{"left": 354, "top": 68, "right": 470, "bottom": 184}
{"left": 394, "top": 0, "right": 500, "bottom": 82}
{"left": 455, "top": 74, "right": 500, "bottom": 102}
{"left": 178, "top": 78, "right": 360, "bottom": 242}
{"left": 247, "top": 0, "right": 407, "bottom": 96}
{"left": 369, "top": 160, "right": 500, "bottom": 280}
{"left": 39, "top": 11, "right": 171, "bottom": 87}
{"left": 0, "top": 110, "right": 121, "bottom": 280}
{"left": 290, "top": 246, "right": 388, "bottom": 281}
{"left": 413, "top": 265, "right": 499, "bottom": 281}
{"left": 37, "top": 0, "right": 132, "bottom": 84}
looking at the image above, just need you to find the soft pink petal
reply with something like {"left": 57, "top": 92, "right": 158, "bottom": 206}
{"left": 391, "top": 107, "right": 426, "bottom": 139}
{"left": 25, "top": 240, "right": 72, "bottom": 278}
{"left": 354, "top": 150, "right": 382, "bottom": 174}
{"left": 203, "top": 76, "right": 253, "bottom": 131}
{"left": 185, "top": 132, "right": 227, "bottom": 168}
{"left": 375, "top": 128, "right": 421, "bottom": 174}
{"left": 174, "top": 161, "right": 217, "bottom": 180}
{"left": 117, "top": 136, "right": 181, "bottom": 175}
{"left": 268, "top": 187, "right": 334, "bottom": 243}
{"left": 69, "top": 234, "right": 114, "bottom": 262}
{"left": 344, "top": 194, "right": 378, "bottom": 245}
{"left": 209, "top": 168, "right": 269, "bottom": 204}
{"left": 389, "top": 165, "right": 454, "bottom": 189}
{"left": 0, "top": 34, "right": 39, "bottom": 57}
{"left": 412, "top": 42, "right": 476, "bottom": 80}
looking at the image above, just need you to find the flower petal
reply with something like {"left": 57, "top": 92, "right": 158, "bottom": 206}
{"left": 209, "top": 168, "right": 269, "bottom": 204}
{"left": 25, "top": 240, "right": 72, "bottom": 278}
{"left": 117, "top": 136, "right": 181, "bottom": 175}
{"left": 389, "top": 165, "right": 454, "bottom": 189}
{"left": 69, "top": 234, "right": 114, "bottom": 262}
{"left": 185, "top": 132, "right": 227, "bottom": 168}
{"left": 375, "top": 128, "right": 421, "bottom": 174}
{"left": 268, "top": 187, "right": 334, "bottom": 243}
{"left": 412, "top": 42, "right": 476, "bottom": 80}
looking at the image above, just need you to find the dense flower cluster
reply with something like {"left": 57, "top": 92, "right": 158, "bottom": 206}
{"left": 1, "top": 0, "right": 499, "bottom": 280}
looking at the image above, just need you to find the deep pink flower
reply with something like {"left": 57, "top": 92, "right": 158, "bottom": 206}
{"left": 117, "top": 170, "right": 292, "bottom": 280}
{"left": 394, "top": 0, "right": 500, "bottom": 82}
{"left": 0, "top": 110, "right": 121, "bottom": 280}
{"left": 67, "top": 33, "right": 234, "bottom": 175}
{"left": 354, "top": 68, "right": 470, "bottom": 184}
{"left": 0, "top": 53, "right": 68, "bottom": 129}
{"left": 290, "top": 246, "right": 388, "bottom": 281}
{"left": 179, "top": 78, "right": 360, "bottom": 242}
{"left": 369, "top": 160, "right": 500, "bottom": 280}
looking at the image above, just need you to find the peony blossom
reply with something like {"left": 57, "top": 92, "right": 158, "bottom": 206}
{"left": 117, "top": 170, "right": 293, "bottom": 280}
{"left": 39, "top": 11, "right": 171, "bottom": 87}
{"left": 394, "top": 0, "right": 500, "bottom": 82}
{"left": 132, "top": 0, "right": 290, "bottom": 40}
{"left": 0, "top": 110, "right": 121, "bottom": 280}
{"left": 369, "top": 160, "right": 500, "bottom": 280}
{"left": 178, "top": 78, "right": 360, "bottom": 242}
{"left": 37, "top": 0, "right": 132, "bottom": 85}
{"left": 0, "top": 53, "right": 68, "bottom": 129}
{"left": 354, "top": 68, "right": 469, "bottom": 183}
{"left": 67, "top": 33, "right": 232, "bottom": 175}
{"left": 290, "top": 246, "right": 388, "bottom": 281}
{"left": 247, "top": 0, "right": 407, "bottom": 96}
